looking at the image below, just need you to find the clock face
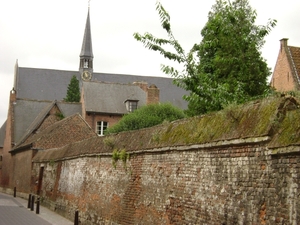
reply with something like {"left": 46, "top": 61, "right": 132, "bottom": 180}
{"left": 82, "top": 71, "right": 91, "bottom": 81}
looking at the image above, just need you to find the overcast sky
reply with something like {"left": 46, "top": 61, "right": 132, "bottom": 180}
{"left": 0, "top": 0, "right": 300, "bottom": 126}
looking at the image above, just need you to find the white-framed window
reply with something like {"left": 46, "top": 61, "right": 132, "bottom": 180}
{"left": 96, "top": 121, "right": 108, "bottom": 136}
{"left": 125, "top": 100, "right": 138, "bottom": 112}
{"left": 129, "top": 101, "right": 138, "bottom": 112}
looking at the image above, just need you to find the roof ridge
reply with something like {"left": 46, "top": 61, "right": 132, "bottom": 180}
{"left": 14, "top": 101, "right": 58, "bottom": 147}
{"left": 288, "top": 45, "right": 300, "bottom": 49}
{"left": 287, "top": 46, "right": 300, "bottom": 84}
{"left": 86, "top": 80, "right": 146, "bottom": 86}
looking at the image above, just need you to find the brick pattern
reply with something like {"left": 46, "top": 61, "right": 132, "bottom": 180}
{"left": 147, "top": 84, "right": 159, "bottom": 105}
{"left": 1, "top": 90, "right": 16, "bottom": 187}
{"left": 271, "top": 39, "right": 300, "bottom": 91}
{"left": 33, "top": 144, "right": 300, "bottom": 224}
{"left": 10, "top": 150, "right": 33, "bottom": 193}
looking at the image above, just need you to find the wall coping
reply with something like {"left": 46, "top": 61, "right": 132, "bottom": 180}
{"left": 33, "top": 136, "right": 272, "bottom": 163}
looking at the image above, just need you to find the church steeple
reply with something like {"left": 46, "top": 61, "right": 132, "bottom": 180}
{"left": 80, "top": 6, "right": 93, "bottom": 81}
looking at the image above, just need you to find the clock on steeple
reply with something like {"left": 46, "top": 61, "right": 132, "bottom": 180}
{"left": 81, "top": 71, "right": 92, "bottom": 81}
{"left": 79, "top": 6, "right": 93, "bottom": 81}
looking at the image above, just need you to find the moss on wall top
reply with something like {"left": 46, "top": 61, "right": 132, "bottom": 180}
{"left": 32, "top": 96, "right": 300, "bottom": 162}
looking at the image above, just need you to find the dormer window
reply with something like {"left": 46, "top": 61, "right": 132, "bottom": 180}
{"left": 125, "top": 100, "right": 138, "bottom": 112}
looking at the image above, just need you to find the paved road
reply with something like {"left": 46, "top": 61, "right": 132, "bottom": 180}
{"left": 0, "top": 192, "right": 73, "bottom": 225}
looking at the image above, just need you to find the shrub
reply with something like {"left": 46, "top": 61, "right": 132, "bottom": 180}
{"left": 106, "top": 103, "right": 186, "bottom": 134}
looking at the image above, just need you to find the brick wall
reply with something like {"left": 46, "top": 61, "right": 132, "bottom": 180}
{"left": 10, "top": 150, "right": 34, "bottom": 193}
{"left": 33, "top": 143, "right": 299, "bottom": 224}
{"left": 13, "top": 96, "right": 300, "bottom": 224}
{"left": 0, "top": 90, "right": 15, "bottom": 187}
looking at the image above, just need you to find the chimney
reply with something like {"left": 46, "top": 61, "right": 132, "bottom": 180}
{"left": 280, "top": 38, "right": 288, "bottom": 52}
{"left": 147, "top": 84, "right": 160, "bottom": 105}
{"left": 133, "top": 81, "right": 148, "bottom": 92}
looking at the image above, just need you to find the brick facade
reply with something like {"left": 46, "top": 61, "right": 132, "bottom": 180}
{"left": 11, "top": 150, "right": 35, "bottom": 193}
{"left": 0, "top": 90, "right": 16, "bottom": 187}
{"left": 85, "top": 113, "right": 122, "bottom": 135}
{"left": 271, "top": 38, "right": 300, "bottom": 91}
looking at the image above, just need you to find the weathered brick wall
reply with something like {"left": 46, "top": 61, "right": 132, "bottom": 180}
{"left": 33, "top": 143, "right": 300, "bottom": 225}
{"left": 10, "top": 150, "right": 34, "bottom": 193}
{"left": 30, "top": 96, "right": 300, "bottom": 224}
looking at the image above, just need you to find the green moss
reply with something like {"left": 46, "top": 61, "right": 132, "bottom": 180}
{"left": 157, "top": 96, "right": 289, "bottom": 146}
{"left": 151, "top": 132, "right": 160, "bottom": 143}
{"left": 270, "top": 109, "right": 300, "bottom": 147}
{"left": 103, "top": 137, "right": 115, "bottom": 149}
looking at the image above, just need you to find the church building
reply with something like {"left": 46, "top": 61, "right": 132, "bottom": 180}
{"left": 0, "top": 7, "right": 187, "bottom": 187}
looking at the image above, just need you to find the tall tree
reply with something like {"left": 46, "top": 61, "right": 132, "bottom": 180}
{"left": 64, "top": 75, "right": 80, "bottom": 102}
{"left": 134, "top": 0, "right": 276, "bottom": 116}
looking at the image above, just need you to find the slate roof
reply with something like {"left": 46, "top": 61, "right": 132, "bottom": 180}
{"left": 288, "top": 46, "right": 300, "bottom": 81}
{"left": 10, "top": 113, "right": 96, "bottom": 153}
{"left": 13, "top": 99, "right": 81, "bottom": 146}
{"left": 83, "top": 81, "right": 146, "bottom": 114}
{"left": 15, "top": 67, "right": 188, "bottom": 109}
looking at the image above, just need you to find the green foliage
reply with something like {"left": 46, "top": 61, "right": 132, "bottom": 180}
{"left": 112, "top": 149, "right": 119, "bottom": 168}
{"left": 49, "top": 159, "right": 55, "bottom": 167}
{"left": 112, "top": 149, "right": 129, "bottom": 169}
{"left": 64, "top": 75, "right": 80, "bottom": 102}
{"left": 55, "top": 112, "right": 65, "bottom": 120}
{"left": 119, "top": 149, "right": 129, "bottom": 164}
{"left": 106, "top": 103, "right": 186, "bottom": 134}
{"left": 134, "top": 1, "right": 276, "bottom": 116}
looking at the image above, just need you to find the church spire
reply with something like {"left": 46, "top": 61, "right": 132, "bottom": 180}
{"left": 80, "top": 5, "right": 93, "bottom": 81}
